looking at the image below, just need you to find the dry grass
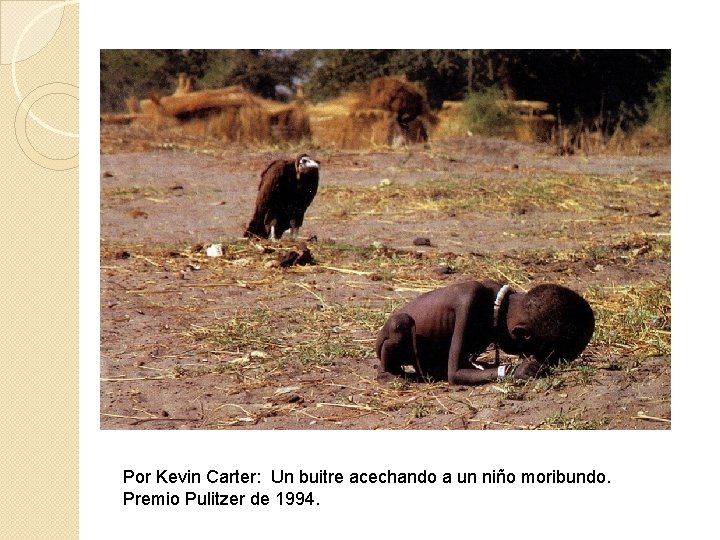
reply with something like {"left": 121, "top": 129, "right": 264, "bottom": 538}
{"left": 319, "top": 171, "right": 669, "bottom": 218}
{"left": 128, "top": 86, "right": 312, "bottom": 145}
{"left": 105, "top": 75, "right": 671, "bottom": 154}
{"left": 108, "top": 77, "right": 435, "bottom": 150}
{"left": 109, "top": 222, "right": 669, "bottom": 405}
{"left": 308, "top": 77, "right": 434, "bottom": 149}
{"left": 183, "top": 303, "right": 388, "bottom": 363}
{"left": 587, "top": 280, "right": 670, "bottom": 357}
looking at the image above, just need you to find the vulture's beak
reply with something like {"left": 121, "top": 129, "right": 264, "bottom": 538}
{"left": 303, "top": 158, "right": 319, "bottom": 169}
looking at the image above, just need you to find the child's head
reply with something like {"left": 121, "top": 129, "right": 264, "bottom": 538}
{"left": 510, "top": 284, "right": 595, "bottom": 364}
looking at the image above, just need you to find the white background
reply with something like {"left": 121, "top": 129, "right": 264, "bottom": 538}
{"left": 81, "top": 2, "right": 715, "bottom": 538}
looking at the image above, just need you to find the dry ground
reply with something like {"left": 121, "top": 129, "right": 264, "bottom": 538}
{"left": 100, "top": 125, "right": 670, "bottom": 429}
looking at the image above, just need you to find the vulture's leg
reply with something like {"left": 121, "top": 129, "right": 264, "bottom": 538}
{"left": 266, "top": 217, "right": 279, "bottom": 241}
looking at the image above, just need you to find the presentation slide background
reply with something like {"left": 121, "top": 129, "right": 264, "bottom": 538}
{"left": 3, "top": 1, "right": 715, "bottom": 539}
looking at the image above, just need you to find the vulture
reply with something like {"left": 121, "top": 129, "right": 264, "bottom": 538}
{"left": 243, "top": 154, "right": 320, "bottom": 240}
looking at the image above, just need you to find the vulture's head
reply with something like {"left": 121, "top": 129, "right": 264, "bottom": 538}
{"left": 295, "top": 154, "right": 319, "bottom": 179}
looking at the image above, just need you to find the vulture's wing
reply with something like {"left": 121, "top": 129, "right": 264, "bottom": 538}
{"left": 244, "top": 160, "right": 287, "bottom": 238}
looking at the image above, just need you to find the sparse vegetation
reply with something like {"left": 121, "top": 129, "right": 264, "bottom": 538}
{"left": 321, "top": 172, "right": 667, "bottom": 218}
{"left": 587, "top": 280, "right": 671, "bottom": 357}
{"left": 541, "top": 409, "right": 610, "bottom": 430}
{"left": 101, "top": 132, "right": 670, "bottom": 429}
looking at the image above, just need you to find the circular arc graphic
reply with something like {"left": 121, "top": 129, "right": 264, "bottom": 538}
{"left": 11, "top": 0, "right": 79, "bottom": 139}
{"left": 15, "top": 82, "right": 79, "bottom": 170}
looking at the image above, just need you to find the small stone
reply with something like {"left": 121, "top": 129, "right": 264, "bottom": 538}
{"left": 127, "top": 209, "right": 148, "bottom": 219}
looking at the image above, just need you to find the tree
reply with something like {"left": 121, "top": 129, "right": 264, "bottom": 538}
{"left": 295, "top": 50, "right": 471, "bottom": 108}
{"left": 100, "top": 50, "right": 170, "bottom": 111}
{"left": 388, "top": 50, "right": 468, "bottom": 109}
{"left": 100, "top": 49, "right": 300, "bottom": 111}
{"left": 215, "top": 50, "right": 299, "bottom": 99}
{"left": 489, "top": 50, "right": 671, "bottom": 131}
{"left": 100, "top": 49, "right": 671, "bottom": 133}
{"left": 646, "top": 67, "right": 671, "bottom": 140}
{"left": 295, "top": 50, "right": 394, "bottom": 102}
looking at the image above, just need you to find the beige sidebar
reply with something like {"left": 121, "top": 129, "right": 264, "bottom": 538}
{"left": 0, "top": 1, "right": 79, "bottom": 538}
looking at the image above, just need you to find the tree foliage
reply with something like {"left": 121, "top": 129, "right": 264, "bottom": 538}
{"left": 208, "top": 50, "right": 299, "bottom": 99}
{"left": 294, "top": 49, "right": 395, "bottom": 102}
{"left": 294, "top": 49, "right": 669, "bottom": 131}
{"left": 100, "top": 50, "right": 171, "bottom": 112}
{"left": 646, "top": 67, "right": 671, "bottom": 139}
{"left": 486, "top": 50, "right": 671, "bottom": 131}
{"left": 100, "top": 49, "right": 298, "bottom": 111}
{"left": 100, "top": 49, "right": 670, "bottom": 135}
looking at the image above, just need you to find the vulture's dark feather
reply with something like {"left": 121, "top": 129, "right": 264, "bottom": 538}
{"left": 243, "top": 153, "right": 320, "bottom": 240}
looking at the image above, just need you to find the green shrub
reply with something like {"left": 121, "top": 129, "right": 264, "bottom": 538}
{"left": 646, "top": 68, "right": 671, "bottom": 141}
{"left": 462, "top": 87, "right": 517, "bottom": 137}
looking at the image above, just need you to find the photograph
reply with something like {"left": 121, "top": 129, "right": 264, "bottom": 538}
{"left": 99, "top": 49, "right": 671, "bottom": 430}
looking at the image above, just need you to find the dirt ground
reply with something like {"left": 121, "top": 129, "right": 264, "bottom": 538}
{"left": 100, "top": 125, "right": 671, "bottom": 430}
